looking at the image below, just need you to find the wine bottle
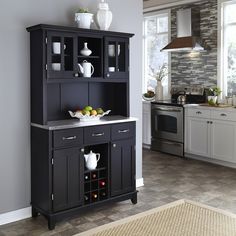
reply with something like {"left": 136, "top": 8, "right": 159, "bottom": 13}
{"left": 84, "top": 195, "right": 89, "bottom": 201}
{"left": 100, "top": 191, "right": 106, "bottom": 197}
{"left": 99, "top": 180, "right": 106, "bottom": 187}
{"left": 92, "top": 173, "right": 97, "bottom": 179}
{"left": 92, "top": 192, "right": 98, "bottom": 200}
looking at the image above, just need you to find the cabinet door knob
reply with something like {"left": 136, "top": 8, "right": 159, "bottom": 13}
{"left": 81, "top": 148, "right": 84, "bottom": 152}
{"left": 113, "top": 143, "right": 116, "bottom": 148}
{"left": 74, "top": 73, "right": 79, "bottom": 77}
{"left": 107, "top": 73, "right": 110, "bottom": 77}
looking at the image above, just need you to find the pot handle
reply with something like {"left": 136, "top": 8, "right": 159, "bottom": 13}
{"left": 96, "top": 153, "right": 100, "bottom": 162}
{"left": 91, "top": 64, "right": 95, "bottom": 76}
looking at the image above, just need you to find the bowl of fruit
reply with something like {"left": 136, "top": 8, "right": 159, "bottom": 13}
{"left": 142, "top": 90, "right": 155, "bottom": 101}
{"left": 68, "top": 106, "right": 111, "bottom": 122}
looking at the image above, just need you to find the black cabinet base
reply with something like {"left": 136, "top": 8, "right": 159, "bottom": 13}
{"left": 32, "top": 191, "right": 138, "bottom": 230}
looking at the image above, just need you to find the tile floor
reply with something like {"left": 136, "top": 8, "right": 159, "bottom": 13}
{"left": 1, "top": 149, "right": 236, "bottom": 235}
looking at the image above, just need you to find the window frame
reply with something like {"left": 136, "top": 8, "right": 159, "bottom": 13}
{"left": 143, "top": 9, "right": 171, "bottom": 98}
{"left": 218, "top": 0, "right": 236, "bottom": 97}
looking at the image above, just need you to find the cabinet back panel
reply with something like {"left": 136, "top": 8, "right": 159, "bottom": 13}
{"left": 89, "top": 83, "right": 128, "bottom": 116}
{"left": 47, "top": 84, "right": 63, "bottom": 121}
{"left": 61, "top": 83, "right": 89, "bottom": 116}
{"left": 47, "top": 83, "right": 89, "bottom": 121}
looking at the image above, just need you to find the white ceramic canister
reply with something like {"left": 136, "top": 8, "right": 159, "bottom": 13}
{"left": 96, "top": 0, "right": 112, "bottom": 30}
{"left": 80, "top": 42, "right": 92, "bottom": 56}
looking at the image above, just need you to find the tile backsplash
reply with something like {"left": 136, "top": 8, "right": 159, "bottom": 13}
{"left": 171, "top": 0, "right": 217, "bottom": 88}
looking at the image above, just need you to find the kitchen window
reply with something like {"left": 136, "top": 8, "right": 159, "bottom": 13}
{"left": 143, "top": 10, "right": 170, "bottom": 98}
{"left": 219, "top": 0, "right": 236, "bottom": 96}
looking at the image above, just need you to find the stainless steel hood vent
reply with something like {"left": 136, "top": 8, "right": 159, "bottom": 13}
{"left": 161, "top": 8, "right": 208, "bottom": 52}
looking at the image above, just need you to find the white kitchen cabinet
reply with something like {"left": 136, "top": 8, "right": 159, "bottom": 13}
{"left": 186, "top": 117, "right": 211, "bottom": 157}
{"left": 142, "top": 101, "right": 151, "bottom": 147}
{"left": 185, "top": 107, "right": 236, "bottom": 164}
{"left": 211, "top": 120, "right": 236, "bottom": 162}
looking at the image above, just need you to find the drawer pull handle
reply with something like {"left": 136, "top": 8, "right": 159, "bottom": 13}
{"left": 118, "top": 129, "right": 130, "bottom": 133}
{"left": 196, "top": 111, "right": 202, "bottom": 114}
{"left": 220, "top": 113, "right": 227, "bottom": 117}
{"left": 92, "top": 132, "right": 105, "bottom": 137}
{"left": 62, "top": 136, "right": 77, "bottom": 140}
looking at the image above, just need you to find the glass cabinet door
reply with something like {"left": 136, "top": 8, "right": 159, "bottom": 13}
{"left": 47, "top": 32, "right": 77, "bottom": 79}
{"left": 104, "top": 37, "right": 129, "bottom": 79}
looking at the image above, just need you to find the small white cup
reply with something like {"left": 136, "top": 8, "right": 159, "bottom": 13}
{"left": 108, "top": 45, "right": 115, "bottom": 57}
{"left": 52, "top": 63, "right": 61, "bottom": 71}
{"left": 108, "top": 67, "right": 115, "bottom": 72}
{"left": 52, "top": 42, "right": 66, "bottom": 54}
{"left": 53, "top": 42, "right": 61, "bottom": 54}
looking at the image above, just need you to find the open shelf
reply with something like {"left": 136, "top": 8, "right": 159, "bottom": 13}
{"left": 46, "top": 78, "right": 128, "bottom": 84}
{"left": 78, "top": 55, "right": 100, "bottom": 59}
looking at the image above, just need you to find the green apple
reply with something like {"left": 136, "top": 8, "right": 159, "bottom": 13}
{"left": 84, "top": 106, "right": 93, "bottom": 111}
{"left": 96, "top": 108, "right": 104, "bottom": 115}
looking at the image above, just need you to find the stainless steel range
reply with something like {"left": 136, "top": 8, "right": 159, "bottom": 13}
{"left": 151, "top": 86, "right": 206, "bottom": 157}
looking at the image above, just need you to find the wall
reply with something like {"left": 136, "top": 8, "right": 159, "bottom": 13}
{"left": 171, "top": 0, "right": 218, "bottom": 87}
{"left": 0, "top": 0, "right": 143, "bottom": 214}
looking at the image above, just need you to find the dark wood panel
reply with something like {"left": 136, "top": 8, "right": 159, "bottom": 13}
{"left": 31, "top": 127, "right": 52, "bottom": 212}
{"left": 61, "top": 83, "right": 89, "bottom": 117}
{"left": 111, "top": 122, "right": 135, "bottom": 140}
{"left": 53, "top": 128, "right": 83, "bottom": 148}
{"left": 47, "top": 84, "right": 62, "bottom": 121}
{"left": 84, "top": 125, "right": 110, "bottom": 145}
{"left": 110, "top": 139, "right": 135, "bottom": 197}
{"left": 53, "top": 148, "right": 83, "bottom": 212}
{"left": 30, "top": 30, "right": 45, "bottom": 124}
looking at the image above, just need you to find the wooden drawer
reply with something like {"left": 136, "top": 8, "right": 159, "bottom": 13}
{"left": 186, "top": 108, "right": 211, "bottom": 119}
{"left": 212, "top": 110, "right": 236, "bottom": 122}
{"left": 84, "top": 125, "right": 110, "bottom": 145}
{"left": 53, "top": 128, "right": 83, "bottom": 148}
{"left": 111, "top": 122, "right": 135, "bottom": 140}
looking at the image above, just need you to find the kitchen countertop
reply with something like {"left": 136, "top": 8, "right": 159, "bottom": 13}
{"left": 31, "top": 116, "right": 138, "bottom": 130}
{"left": 184, "top": 103, "right": 236, "bottom": 111}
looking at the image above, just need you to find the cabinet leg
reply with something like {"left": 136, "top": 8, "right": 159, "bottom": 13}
{"left": 48, "top": 218, "right": 56, "bottom": 230}
{"left": 131, "top": 193, "right": 137, "bottom": 204}
{"left": 31, "top": 207, "right": 39, "bottom": 218}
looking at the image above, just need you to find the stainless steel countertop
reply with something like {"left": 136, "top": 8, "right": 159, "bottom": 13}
{"left": 31, "top": 116, "right": 138, "bottom": 130}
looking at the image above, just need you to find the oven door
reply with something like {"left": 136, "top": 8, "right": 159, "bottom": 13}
{"left": 151, "top": 105, "right": 183, "bottom": 143}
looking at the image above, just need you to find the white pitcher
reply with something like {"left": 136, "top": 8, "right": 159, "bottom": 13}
{"left": 84, "top": 151, "right": 100, "bottom": 170}
{"left": 78, "top": 60, "right": 94, "bottom": 78}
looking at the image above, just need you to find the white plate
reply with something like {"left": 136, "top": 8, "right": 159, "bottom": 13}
{"left": 68, "top": 110, "right": 111, "bottom": 122}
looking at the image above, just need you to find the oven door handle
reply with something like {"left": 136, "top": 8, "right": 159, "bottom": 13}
{"left": 153, "top": 107, "right": 182, "bottom": 112}
{"left": 161, "top": 140, "right": 182, "bottom": 146}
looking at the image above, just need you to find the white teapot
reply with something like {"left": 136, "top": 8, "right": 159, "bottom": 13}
{"left": 84, "top": 151, "right": 100, "bottom": 170}
{"left": 78, "top": 60, "right": 94, "bottom": 78}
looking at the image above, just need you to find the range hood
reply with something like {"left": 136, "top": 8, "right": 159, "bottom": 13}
{"left": 161, "top": 8, "right": 207, "bottom": 52}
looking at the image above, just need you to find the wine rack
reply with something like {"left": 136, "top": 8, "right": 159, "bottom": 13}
{"left": 84, "top": 167, "right": 108, "bottom": 205}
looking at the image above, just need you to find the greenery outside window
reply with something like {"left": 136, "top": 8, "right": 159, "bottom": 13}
{"left": 219, "top": 0, "right": 236, "bottom": 96}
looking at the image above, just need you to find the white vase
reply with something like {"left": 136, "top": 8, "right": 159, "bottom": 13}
{"left": 80, "top": 42, "right": 92, "bottom": 56}
{"left": 207, "top": 96, "right": 217, "bottom": 105}
{"left": 75, "top": 13, "right": 94, "bottom": 29}
{"left": 155, "top": 81, "right": 163, "bottom": 101}
{"left": 96, "top": 0, "right": 112, "bottom": 30}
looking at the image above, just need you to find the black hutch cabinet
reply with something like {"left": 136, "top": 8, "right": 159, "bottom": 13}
{"left": 27, "top": 24, "right": 137, "bottom": 230}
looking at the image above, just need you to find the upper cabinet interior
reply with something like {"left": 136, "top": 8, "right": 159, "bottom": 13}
{"left": 27, "top": 24, "right": 134, "bottom": 124}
